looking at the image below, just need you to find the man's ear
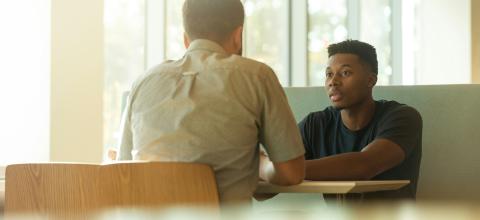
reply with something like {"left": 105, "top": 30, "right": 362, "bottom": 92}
{"left": 233, "top": 26, "right": 243, "bottom": 55}
{"left": 184, "top": 32, "right": 190, "bottom": 49}
{"left": 368, "top": 74, "right": 378, "bottom": 88}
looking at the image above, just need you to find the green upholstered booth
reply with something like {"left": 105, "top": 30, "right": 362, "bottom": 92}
{"left": 283, "top": 85, "right": 480, "bottom": 201}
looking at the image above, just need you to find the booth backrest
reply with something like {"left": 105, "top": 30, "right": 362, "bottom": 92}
{"left": 284, "top": 85, "right": 480, "bottom": 201}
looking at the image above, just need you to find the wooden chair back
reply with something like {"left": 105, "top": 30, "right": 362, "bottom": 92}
{"left": 5, "top": 162, "right": 219, "bottom": 218}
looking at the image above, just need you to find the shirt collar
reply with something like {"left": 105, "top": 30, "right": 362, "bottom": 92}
{"left": 186, "top": 39, "right": 227, "bottom": 54}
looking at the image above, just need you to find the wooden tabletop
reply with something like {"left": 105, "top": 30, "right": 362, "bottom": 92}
{"left": 255, "top": 180, "right": 410, "bottom": 194}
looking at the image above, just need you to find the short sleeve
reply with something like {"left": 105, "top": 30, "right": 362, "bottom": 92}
{"left": 258, "top": 66, "right": 305, "bottom": 162}
{"left": 376, "top": 105, "right": 422, "bottom": 157}
{"left": 298, "top": 113, "right": 316, "bottom": 160}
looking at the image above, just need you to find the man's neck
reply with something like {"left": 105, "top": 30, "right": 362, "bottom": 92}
{"left": 340, "top": 98, "right": 376, "bottom": 131}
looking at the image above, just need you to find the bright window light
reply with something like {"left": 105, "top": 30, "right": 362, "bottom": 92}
{"left": 0, "top": 0, "right": 51, "bottom": 164}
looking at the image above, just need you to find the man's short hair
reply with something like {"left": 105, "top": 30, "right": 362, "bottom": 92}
{"left": 183, "top": 0, "right": 245, "bottom": 44}
{"left": 328, "top": 40, "right": 378, "bottom": 76}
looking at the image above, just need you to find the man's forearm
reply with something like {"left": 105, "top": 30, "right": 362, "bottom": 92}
{"left": 306, "top": 139, "right": 406, "bottom": 181}
{"left": 259, "top": 155, "right": 305, "bottom": 185}
{"left": 260, "top": 160, "right": 303, "bottom": 186}
{"left": 305, "top": 152, "right": 378, "bottom": 181}
{"left": 260, "top": 161, "right": 282, "bottom": 184}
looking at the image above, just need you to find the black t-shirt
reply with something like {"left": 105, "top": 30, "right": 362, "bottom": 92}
{"left": 298, "top": 100, "right": 422, "bottom": 199}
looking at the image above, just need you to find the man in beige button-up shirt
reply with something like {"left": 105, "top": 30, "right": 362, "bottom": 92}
{"left": 118, "top": 0, "right": 305, "bottom": 204}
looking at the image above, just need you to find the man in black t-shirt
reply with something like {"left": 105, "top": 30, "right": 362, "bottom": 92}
{"left": 298, "top": 40, "right": 422, "bottom": 200}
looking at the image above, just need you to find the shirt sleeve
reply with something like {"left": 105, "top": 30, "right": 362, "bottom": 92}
{"left": 257, "top": 65, "right": 305, "bottom": 162}
{"left": 376, "top": 105, "right": 423, "bottom": 157}
{"left": 298, "top": 113, "right": 315, "bottom": 160}
{"left": 117, "top": 94, "right": 134, "bottom": 160}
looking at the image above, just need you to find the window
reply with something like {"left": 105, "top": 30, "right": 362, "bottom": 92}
{"left": 244, "top": 0, "right": 289, "bottom": 85}
{"left": 307, "top": 0, "right": 348, "bottom": 86}
{"left": 104, "top": 0, "right": 146, "bottom": 154}
{"left": 307, "top": 0, "right": 393, "bottom": 86}
{"left": 359, "top": 0, "right": 393, "bottom": 85}
{"left": 165, "top": 0, "right": 185, "bottom": 60}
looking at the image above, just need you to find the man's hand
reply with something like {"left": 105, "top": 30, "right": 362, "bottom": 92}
{"left": 256, "top": 151, "right": 278, "bottom": 201}
{"left": 258, "top": 149, "right": 270, "bottom": 181}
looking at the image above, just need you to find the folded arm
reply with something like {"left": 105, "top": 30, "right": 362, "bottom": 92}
{"left": 305, "top": 138, "right": 405, "bottom": 180}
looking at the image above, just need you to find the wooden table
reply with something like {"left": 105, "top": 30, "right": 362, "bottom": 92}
{"left": 256, "top": 180, "right": 409, "bottom": 202}
{"left": 256, "top": 180, "right": 409, "bottom": 194}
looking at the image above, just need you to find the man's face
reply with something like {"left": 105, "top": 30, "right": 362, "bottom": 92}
{"left": 324, "top": 53, "right": 376, "bottom": 110}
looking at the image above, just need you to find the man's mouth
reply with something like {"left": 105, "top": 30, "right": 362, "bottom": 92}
{"left": 329, "top": 91, "right": 343, "bottom": 102}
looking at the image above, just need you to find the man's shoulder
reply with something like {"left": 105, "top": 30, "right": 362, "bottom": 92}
{"left": 229, "top": 54, "right": 263, "bottom": 64}
{"left": 146, "top": 60, "right": 178, "bottom": 75}
{"left": 225, "top": 55, "right": 276, "bottom": 76}
{"left": 377, "top": 100, "right": 418, "bottom": 113}
{"left": 136, "top": 59, "right": 188, "bottom": 83}
{"left": 177, "top": 54, "right": 275, "bottom": 79}
{"left": 376, "top": 100, "right": 422, "bottom": 124}
{"left": 302, "top": 106, "right": 337, "bottom": 124}
{"left": 127, "top": 60, "right": 179, "bottom": 96}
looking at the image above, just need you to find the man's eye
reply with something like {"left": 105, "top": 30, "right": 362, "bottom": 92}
{"left": 341, "top": 71, "right": 351, "bottom": 76}
{"left": 326, "top": 72, "right": 333, "bottom": 77}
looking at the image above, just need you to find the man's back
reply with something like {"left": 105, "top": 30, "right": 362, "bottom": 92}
{"left": 118, "top": 39, "right": 305, "bottom": 202}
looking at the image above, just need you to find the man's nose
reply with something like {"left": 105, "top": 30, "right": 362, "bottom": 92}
{"left": 328, "top": 74, "right": 340, "bottom": 87}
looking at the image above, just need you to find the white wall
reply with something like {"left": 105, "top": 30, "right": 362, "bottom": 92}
{"left": 415, "top": 0, "right": 471, "bottom": 84}
{"left": 0, "top": 0, "right": 51, "bottom": 164}
{"left": 50, "top": 0, "right": 104, "bottom": 163}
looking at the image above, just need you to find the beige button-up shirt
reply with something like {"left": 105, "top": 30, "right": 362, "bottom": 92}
{"left": 118, "top": 39, "right": 304, "bottom": 202}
